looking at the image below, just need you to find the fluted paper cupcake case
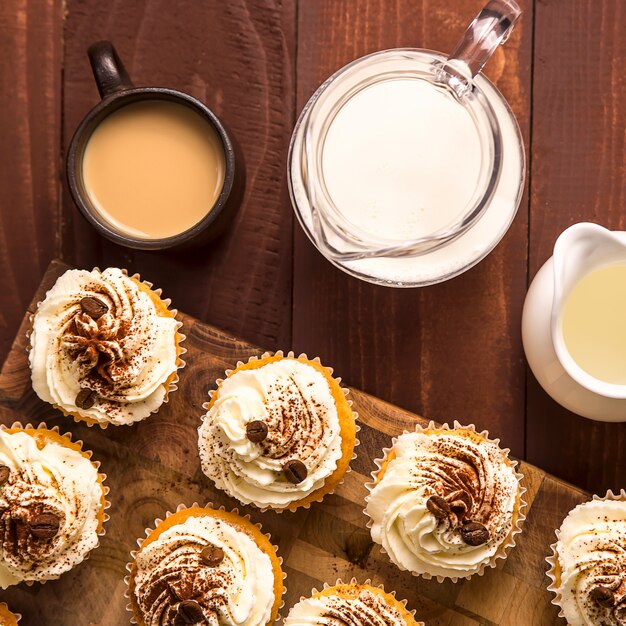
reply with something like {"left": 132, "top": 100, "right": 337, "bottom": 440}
{"left": 124, "top": 502, "right": 287, "bottom": 625}
{"left": 546, "top": 488, "right": 626, "bottom": 620}
{"left": 26, "top": 268, "right": 187, "bottom": 429}
{"left": 0, "top": 602, "right": 21, "bottom": 624}
{"left": 363, "top": 420, "right": 527, "bottom": 584}
{"left": 0, "top": 421, "right": 110, "bottom": 585}
{"left": 199, "top": 350, "right": 360, "bottom": 513}
{"left": 288, "top": 577, "right": 425, "bottom": 626}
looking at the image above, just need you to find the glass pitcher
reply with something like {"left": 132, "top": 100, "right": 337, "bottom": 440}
{"left": 288, "top": 0, "right": 525, "bottom": 287}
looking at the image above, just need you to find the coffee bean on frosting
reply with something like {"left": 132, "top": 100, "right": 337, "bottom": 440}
{"left": 80, "top": 296, "right": 109, "bottom": 320}
{"left": 590, "top": 585, "right": 615, "bottom": 608}
{"left": 246, "top": 420, "right": 268, "bottom": 443}
{"left": 29, "top": 512, "right": 61, "bottom": 539}
{"left": 0, "top": 465, "right": 10, "bottom": 486}
{"left": 283, "top": 459, "right": 308, "bottom": 484}
{"left": 426, "top": 495, "right": 451, "bottom": 520}
{"left": 176, "top": 600, "right": 205, "bottom": 624}
{"left": 200, "top": 545, "right": 224, "bottom": 566}
{"left": 460, "top": 521, "right": 490, "bottom": 546}
{"left": 75, "top": 388, "right": 97, "bottom": 410}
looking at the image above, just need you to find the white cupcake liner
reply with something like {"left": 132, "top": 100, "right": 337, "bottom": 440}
{"left": 0, "top": 602, "right": 21, "bottom": 624}
{"left": 124, "top": 501, "right": 287, "bottom": 625}
{"left": 0, "top": 421, "right": 110, "bottom": 586}
{"left": 288, "top": 577, "right": 424, "bottom": 626}
{"left": 198, "top": 350, "right": 360, "bottom": 513}
{"left": 363, "top": 420, "right": 527, "bottom": 583}
{"left": 546, "top": 488, "right": 626, "bottom": 620}
{"left": 27, "top": 267, "right": 187, "bottom": 429}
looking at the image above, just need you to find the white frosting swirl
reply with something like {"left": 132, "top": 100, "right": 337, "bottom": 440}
{"left": 29, "top": 268, "right": 179, "bottom": 426}
{"left": 285, "top": 588, "right": 409, "bottom": 626}
{"left": 133, "top": 514, "right": 275, "bottom": 626}
{"left": 366, "top": 430, "right": 520, "bottom": 579}
{"left": 554, "top": 499, "right": 626, "bottom": 626}
{"left": 198, "top": 359, "right": 342, "bottom": 509}
{"left": 0, "top": 429, "right": 103, "bottom": 588}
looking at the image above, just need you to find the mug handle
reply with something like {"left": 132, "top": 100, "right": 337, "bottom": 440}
{"left": 88, "top": 41, "right": 134, "bottom": 99}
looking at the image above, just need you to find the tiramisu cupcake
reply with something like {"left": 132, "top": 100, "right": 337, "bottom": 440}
{"left": 285, "top": 580, "right": 423, "bottom": 626}
{"left": 0, "top": 603, "right": 20, "bottom": 625}
{"left": 0, "top": 424, "right": 108, "bottom": 588}
{"left": 365, "top": 421, "right": 525, "bottom": 581}
{"left": 547, "top": 491, "right": 626, "bottom": 625}
{"left": 198, "top": 352, "right": 357, "bottom": 512}
{"left": 127, "top": 505, "right": 284, "bottom": 626}
{"left": 29, "top": 267, "right": 184, "bottom": 427}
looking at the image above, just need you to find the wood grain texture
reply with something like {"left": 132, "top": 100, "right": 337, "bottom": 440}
{"left": 60, "top": 0, "right": 296, "bottom": 348}
{"left": 292, "top": 0, "right": 533, "bottom": 460}
{"left": 526, "top": 0, "right": 626, "bottom": 493}
{"left": 0, "top": 0, "right": 62, "bottom": 364}
{"left": 0, "top": 261, "right": 589, "bottom": 625}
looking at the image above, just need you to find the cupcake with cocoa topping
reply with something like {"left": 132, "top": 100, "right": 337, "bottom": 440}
{"left": 126, "top": 504, "right": 284, "bottom": 626}
{"left": 29, "top": 267, "right": 184, "bottom": 427}
{"left": 0, "top": 603, "right": 20, "bottom": 625}
{"left": 365, "top": 421, "right": 525, "bottom": 581}
{"left": 0, "top": 424, "right": 108, "bottom": 587}
{"left": 547, "top": 491, "right": 626, "bottom": 625}
{"left": 197, "top": 352, "right": 357, "bottom": 512}
{"left": 285, "top": 580, "right": 423, "bottom": 626}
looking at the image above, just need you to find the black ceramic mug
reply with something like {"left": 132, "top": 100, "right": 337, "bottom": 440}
{"left": 67, "top": 41, "right": 243, "bottom": 250}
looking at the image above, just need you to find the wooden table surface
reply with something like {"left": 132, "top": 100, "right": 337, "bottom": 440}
{"left": 0, "top": 0, "right": 624, "bottom": 496}
{"left": 0, "top": 260, "right": 591, "bottom": 625}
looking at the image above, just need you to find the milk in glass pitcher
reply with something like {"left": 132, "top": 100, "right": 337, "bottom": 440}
{"left": 523, "top": 223, "right": 626, "bottom": 422}
{"left": 289, "top": 0, "right": 525, "bottom": 287}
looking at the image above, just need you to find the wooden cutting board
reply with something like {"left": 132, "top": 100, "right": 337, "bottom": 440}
{"left": 0, "top": 260, "right": 588, "bottom": 625}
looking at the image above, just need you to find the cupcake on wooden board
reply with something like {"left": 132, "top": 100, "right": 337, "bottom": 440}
{"left": 0, "top": 603, "right": 20, "bottom": 625}
{"left": 285, "top": 580, "right": 424, "bottom": 626}
{"left": 198, "top": 352, "right": 357, "bottom": 512}
{"left": 547, "top": 491, "right": 626, "bottom": 626}
{"left": 0, "top": 423, "right": 108, "bottom": 588}
{"left": 126, "top": 504, "right": 284, "bottom": 626}
{"left": 29, "top": 267, "right": 184, "bottom": 427}
{"left": 365, "top": 421, "right": 525, "bottom": 581}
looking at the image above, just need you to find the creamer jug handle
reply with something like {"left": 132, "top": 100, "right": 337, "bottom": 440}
{"left": 441, "top": 0, "right": 521, "bottom": 95}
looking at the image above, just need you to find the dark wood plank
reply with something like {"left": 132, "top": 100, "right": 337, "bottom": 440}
{"left": 60, "top": 0, "right": 296, "bottom": 348}
{"left": 293, "top": 0, "right": 533, "bottom": 459}
{"left": 0, "top": 0, "right": 62, "bottom": 364}
{"left": 0, "top": 261, "right": 586, "bottom": 624}
{"left": 527, "top": 0, "right": 626, "bottom": 493}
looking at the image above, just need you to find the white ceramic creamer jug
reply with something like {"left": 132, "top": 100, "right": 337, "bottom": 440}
{"left": 522, "top": 222, "right": 626, "bottom": 421}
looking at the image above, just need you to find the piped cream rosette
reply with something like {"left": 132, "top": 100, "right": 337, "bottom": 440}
{"left": 0, "top": 422, "right": 109, "bottom": 588}
{"left": 125, "top": 502, "right": 286, "bottom": 626}
{"left": 364, "top": 421, "right": 526, "bottom": 582}
{"left": 547, "top": 489, "right": 626, "bottom": 626}
{"left": 284, "top": 578, "right": 424, "bottom": 626}
{"left": 29, "top": 267, "right": 185, "bottom": 427}
{"left": 198, "top": 351, "right": 358, "bottom": 512}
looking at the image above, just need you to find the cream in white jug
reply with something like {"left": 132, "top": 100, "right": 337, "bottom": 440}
{"left": 560, "top": 264, "right": 626, "bottom": 385}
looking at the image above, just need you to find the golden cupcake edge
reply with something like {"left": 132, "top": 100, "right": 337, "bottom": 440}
{"left": 364, "top": 420, "right": 526, "bottom": 583}
{"left": 125, "top": 503, "right": 285, "bottom": 626}
{"left": 28, "top": 268, "right": 186, "bottom": 429}
{"left": 202, "top": 350, "right": 358, "bottom": 512}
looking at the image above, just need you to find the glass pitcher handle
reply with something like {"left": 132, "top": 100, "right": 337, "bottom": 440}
{"left": 440, "top": 0, "right": 522, "bottom": 96}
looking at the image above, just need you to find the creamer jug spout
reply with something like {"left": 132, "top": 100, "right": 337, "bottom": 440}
{"left": 552, "top": 223, "right": 626, "bottom": 324}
